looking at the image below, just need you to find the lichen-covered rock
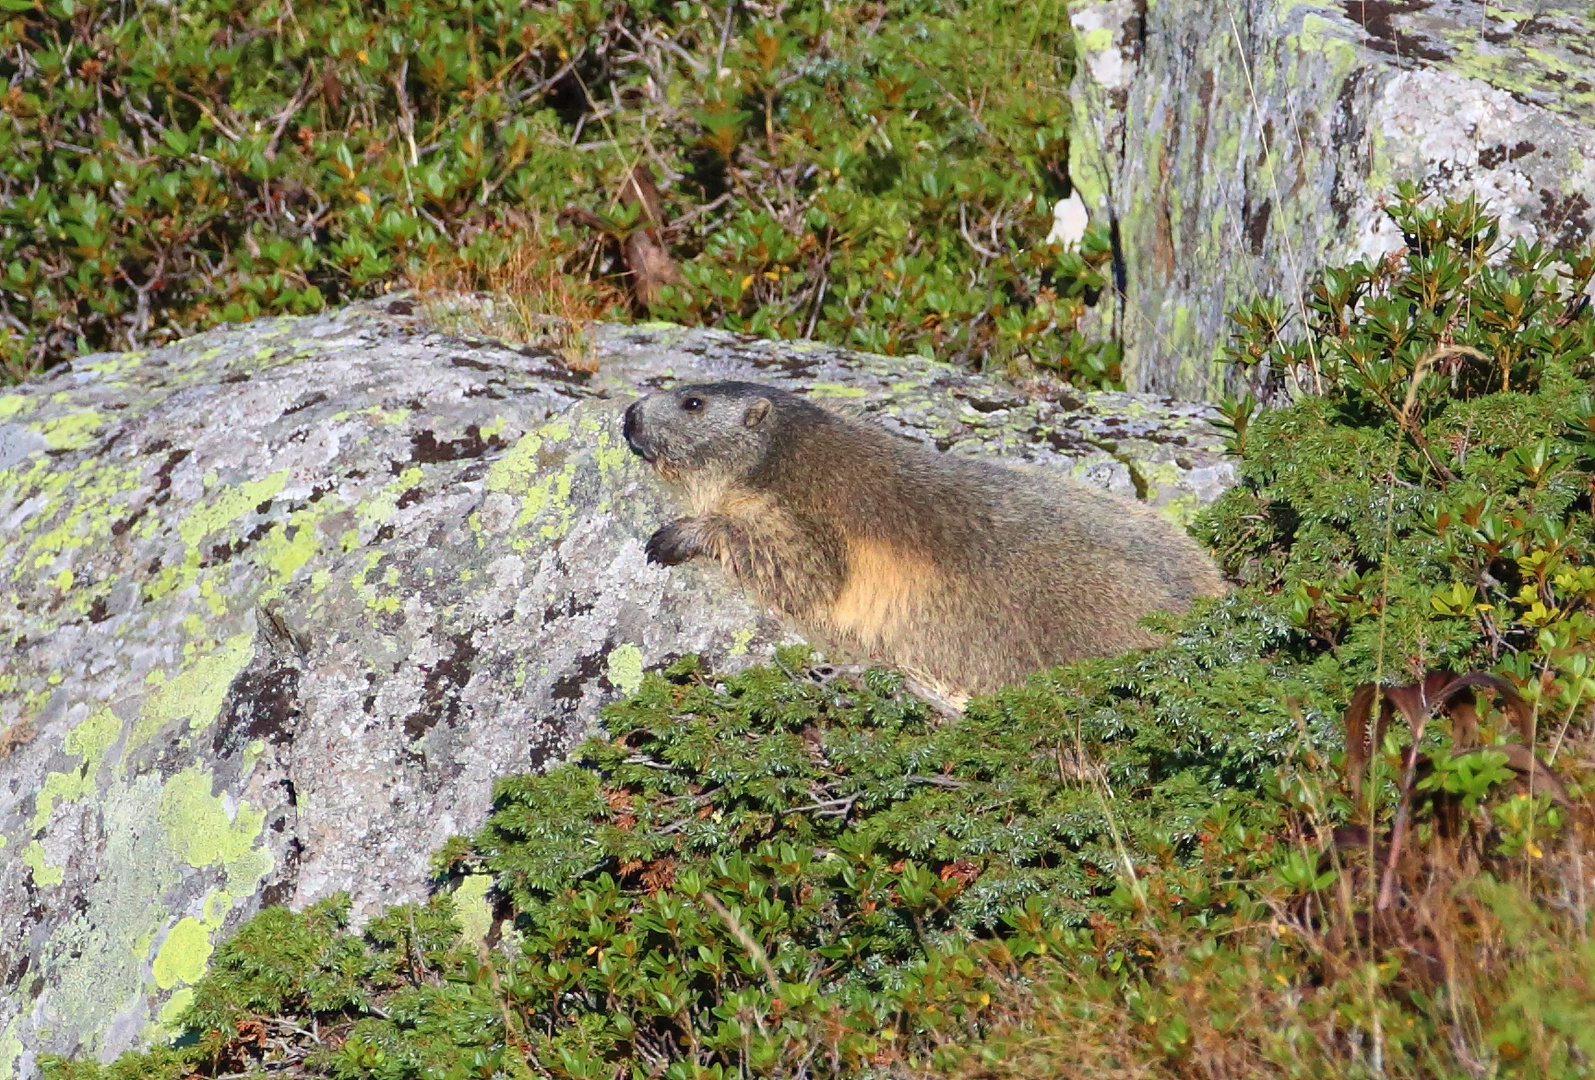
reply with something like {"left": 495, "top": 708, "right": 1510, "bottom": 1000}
{"left": 0, "top": 300, "right": 1233, "bottom": 1075}
{"left": 1070, "top": 0, "right": 1595, "bottom": 398}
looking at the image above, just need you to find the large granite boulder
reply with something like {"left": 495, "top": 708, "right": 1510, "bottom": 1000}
{"left": 0, "top": 301, "right": 1234, "bottom": 1075}
{"left": 1070, "top": 0, "right": 1595, "bottom": 397}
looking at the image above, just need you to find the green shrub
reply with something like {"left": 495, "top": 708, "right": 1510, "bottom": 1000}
{"left": 0, "top": 0, "right": 1113, "bottom": 385}
{"left": 45, "top": 194, "right": 1595, "bottom": 1078}
{"left": 1206, "top": 182, "right": 1595, "bottom": 693}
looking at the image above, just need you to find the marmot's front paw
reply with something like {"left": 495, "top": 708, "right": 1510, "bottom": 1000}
{"left": 645, "top": 521, "right": 701, "bottom": 566}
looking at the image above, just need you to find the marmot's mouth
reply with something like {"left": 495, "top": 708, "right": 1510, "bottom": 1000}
{"left": 626, "top": 435, "right": 657, "bottom": 464}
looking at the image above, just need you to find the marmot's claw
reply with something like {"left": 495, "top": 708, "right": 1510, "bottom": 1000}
{"left": 645, "top": 523, "right": 699, "bottom": 566}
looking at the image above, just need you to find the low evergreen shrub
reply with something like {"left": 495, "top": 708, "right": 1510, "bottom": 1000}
{"left": 0, "top": 0, "right": 1112, "bottom": 384}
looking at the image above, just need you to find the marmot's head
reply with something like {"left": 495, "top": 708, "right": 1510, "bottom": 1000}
{"left": 625, "top": 381, "right": 810, "bottom": 480}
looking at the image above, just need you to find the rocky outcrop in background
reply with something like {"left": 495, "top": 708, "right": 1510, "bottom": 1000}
{"left": 0, "top": 300, "right": 1233, "bottom": 1075}
{"left": 1070, "top": 0, "right": 1595, "bottom": 397}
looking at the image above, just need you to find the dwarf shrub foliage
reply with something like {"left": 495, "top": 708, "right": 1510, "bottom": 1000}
{"left": 0, "top": 0, "right": 1111, "bottom": 383}
{"left": 45, "top": 196, "right": 1595, "bottom": 1078}
{"left": 1207, "top": 184, "right": 1595, "bottom": 692}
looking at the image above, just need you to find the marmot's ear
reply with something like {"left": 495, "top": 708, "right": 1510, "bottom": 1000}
{"left": 743, "top": 398, "right": 772, "bottom": 428}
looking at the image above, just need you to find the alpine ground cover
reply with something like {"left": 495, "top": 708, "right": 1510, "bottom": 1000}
{"left": 41, "top": 193, "right": 1595, "bottom": 1078}
{"left": 0, "top": 0, "right": 1116, "bottom": 385}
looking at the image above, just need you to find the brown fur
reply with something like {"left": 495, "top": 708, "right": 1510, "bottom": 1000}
{"left": 624, "top": 382, "right": 1228, "bottom": 699}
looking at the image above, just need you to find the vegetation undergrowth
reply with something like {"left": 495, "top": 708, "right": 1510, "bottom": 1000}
{"left": 42, "top": 199, "right": 1595, "bottom": 1078}
{"left": 0, "top": 0, "right": 1115, "bottom": 385}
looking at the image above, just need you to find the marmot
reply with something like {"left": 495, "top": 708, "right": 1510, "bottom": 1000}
{"left": 623, "top": 381, "right": 1227, "bottom": 700}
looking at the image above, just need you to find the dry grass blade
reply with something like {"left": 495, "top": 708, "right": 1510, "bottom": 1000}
{"left": 1324, "top": 670, "right": 1587, "bottom": 963}
{"left": 561, "top": 163, "right": 682, "bottom": 312}
{"left": 617, "top": 163, "right": 683, "bottom": 310}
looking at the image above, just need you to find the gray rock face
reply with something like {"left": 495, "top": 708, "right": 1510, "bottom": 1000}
{"left": 0, "top": 301, "right": 1233, "bottom": 1074}
{"left": 1070, "top": 0, "right": 1595, "bottom": 398}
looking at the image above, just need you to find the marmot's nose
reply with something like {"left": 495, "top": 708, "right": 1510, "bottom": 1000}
{"left": 622, "top": 401, "right": 642, "bottom": 453}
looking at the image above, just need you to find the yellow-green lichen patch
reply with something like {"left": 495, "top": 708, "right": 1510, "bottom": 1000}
{"left": 807, "top": 383, "right": 868, "bottom": 398}
{"left": 0, "top": 392, "right": 32, "bottom": 420}
{"left": 241, "top": 738, "right": 267, "bottom": 775}
{"left": 1135, "top": 459, "right": 1186, "bottom": 507}
{"left": 354, "top": 466, "right": 423, "bottom": 537}
{"left": 256, "top": 498, "right": 341, "bottom": 584}
{"left": 485, "top": 430, "right": 548, "bottom": 496}
{"left": 1106, "top": 396, "right": 1149, "bottom": 420}
{"left": 143, "top": 469, "right": 292, "bottom": 603}
{"left": 148, "top": 886, "right": 238, "bottom": 1020}
{"left": 607, "top": 643, "right": 644, "bottom": 697}
{"left": 12, "top": 457, "right": 145, "bottom": 584}
{"left": 349, "top": 548, "right": 387, "bottom": 591}
{"left": 1433, "top": 13, "right": 1595, "bottom": 120}
{"left": 533, "top": 465, "right": 578, "bottom": 541}
{"left": 177, "top": 471, "right": 287, "bottom": 550}
{"left": 156, "top": 763, "right": 272, "bottom": 894}
{"left": 1079, "top": 24, "right": 1113, "bottom": 50}
{"left": 156, "top": 987, "right": 195, "bottom": 1031}
{"left": 333, "top": 403, "right": 412, "bottom": 426}
{"left": 23, "top": 839, "right": 64, "bottom": 886}
{"left": 127, "top": 634, "right": 255, "bottom": 754}
{"left": 453, "top": 874, "right": 495, "bottom": 945}
{"left": 728, "top": 627, "right": 756, "bottom": 657}
{"left": 1157, "top": 493, "right": 1205, "bottom": 528}
{"left": 197, "top": 576, "right": 230, "bottom": 617}
{"left": 485, "top": 418, "right": 582, "bottom": 547}
{"left": 592, "top": 424, "right": 632, "bottom": 487}
{"left": 65, "top": 701, "right": 123, "bottom": 758}
{"left": 36, "top": 409, "right": 106, "bottom": 451}
{"left": 82, "top": 353, "right": 137, "bottom": 376}
{"left": 0, "top": 1016, "right": 22, "bottom": 1080}
{"left": 1290, "top": 14, "right": 1363, "bottom": 77}
{"left": 151, "top": 917, "right": 212, "bottom": 990}
{"left": 31, "top": 775, "right": 184, "bottom": 1051}
{"left": 30, "top": 706, "right": 122, "bottom": 831}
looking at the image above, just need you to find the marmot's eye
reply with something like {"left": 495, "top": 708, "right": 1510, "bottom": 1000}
{"left": 681, "top": 396, "right": 705, "bottom": 412}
